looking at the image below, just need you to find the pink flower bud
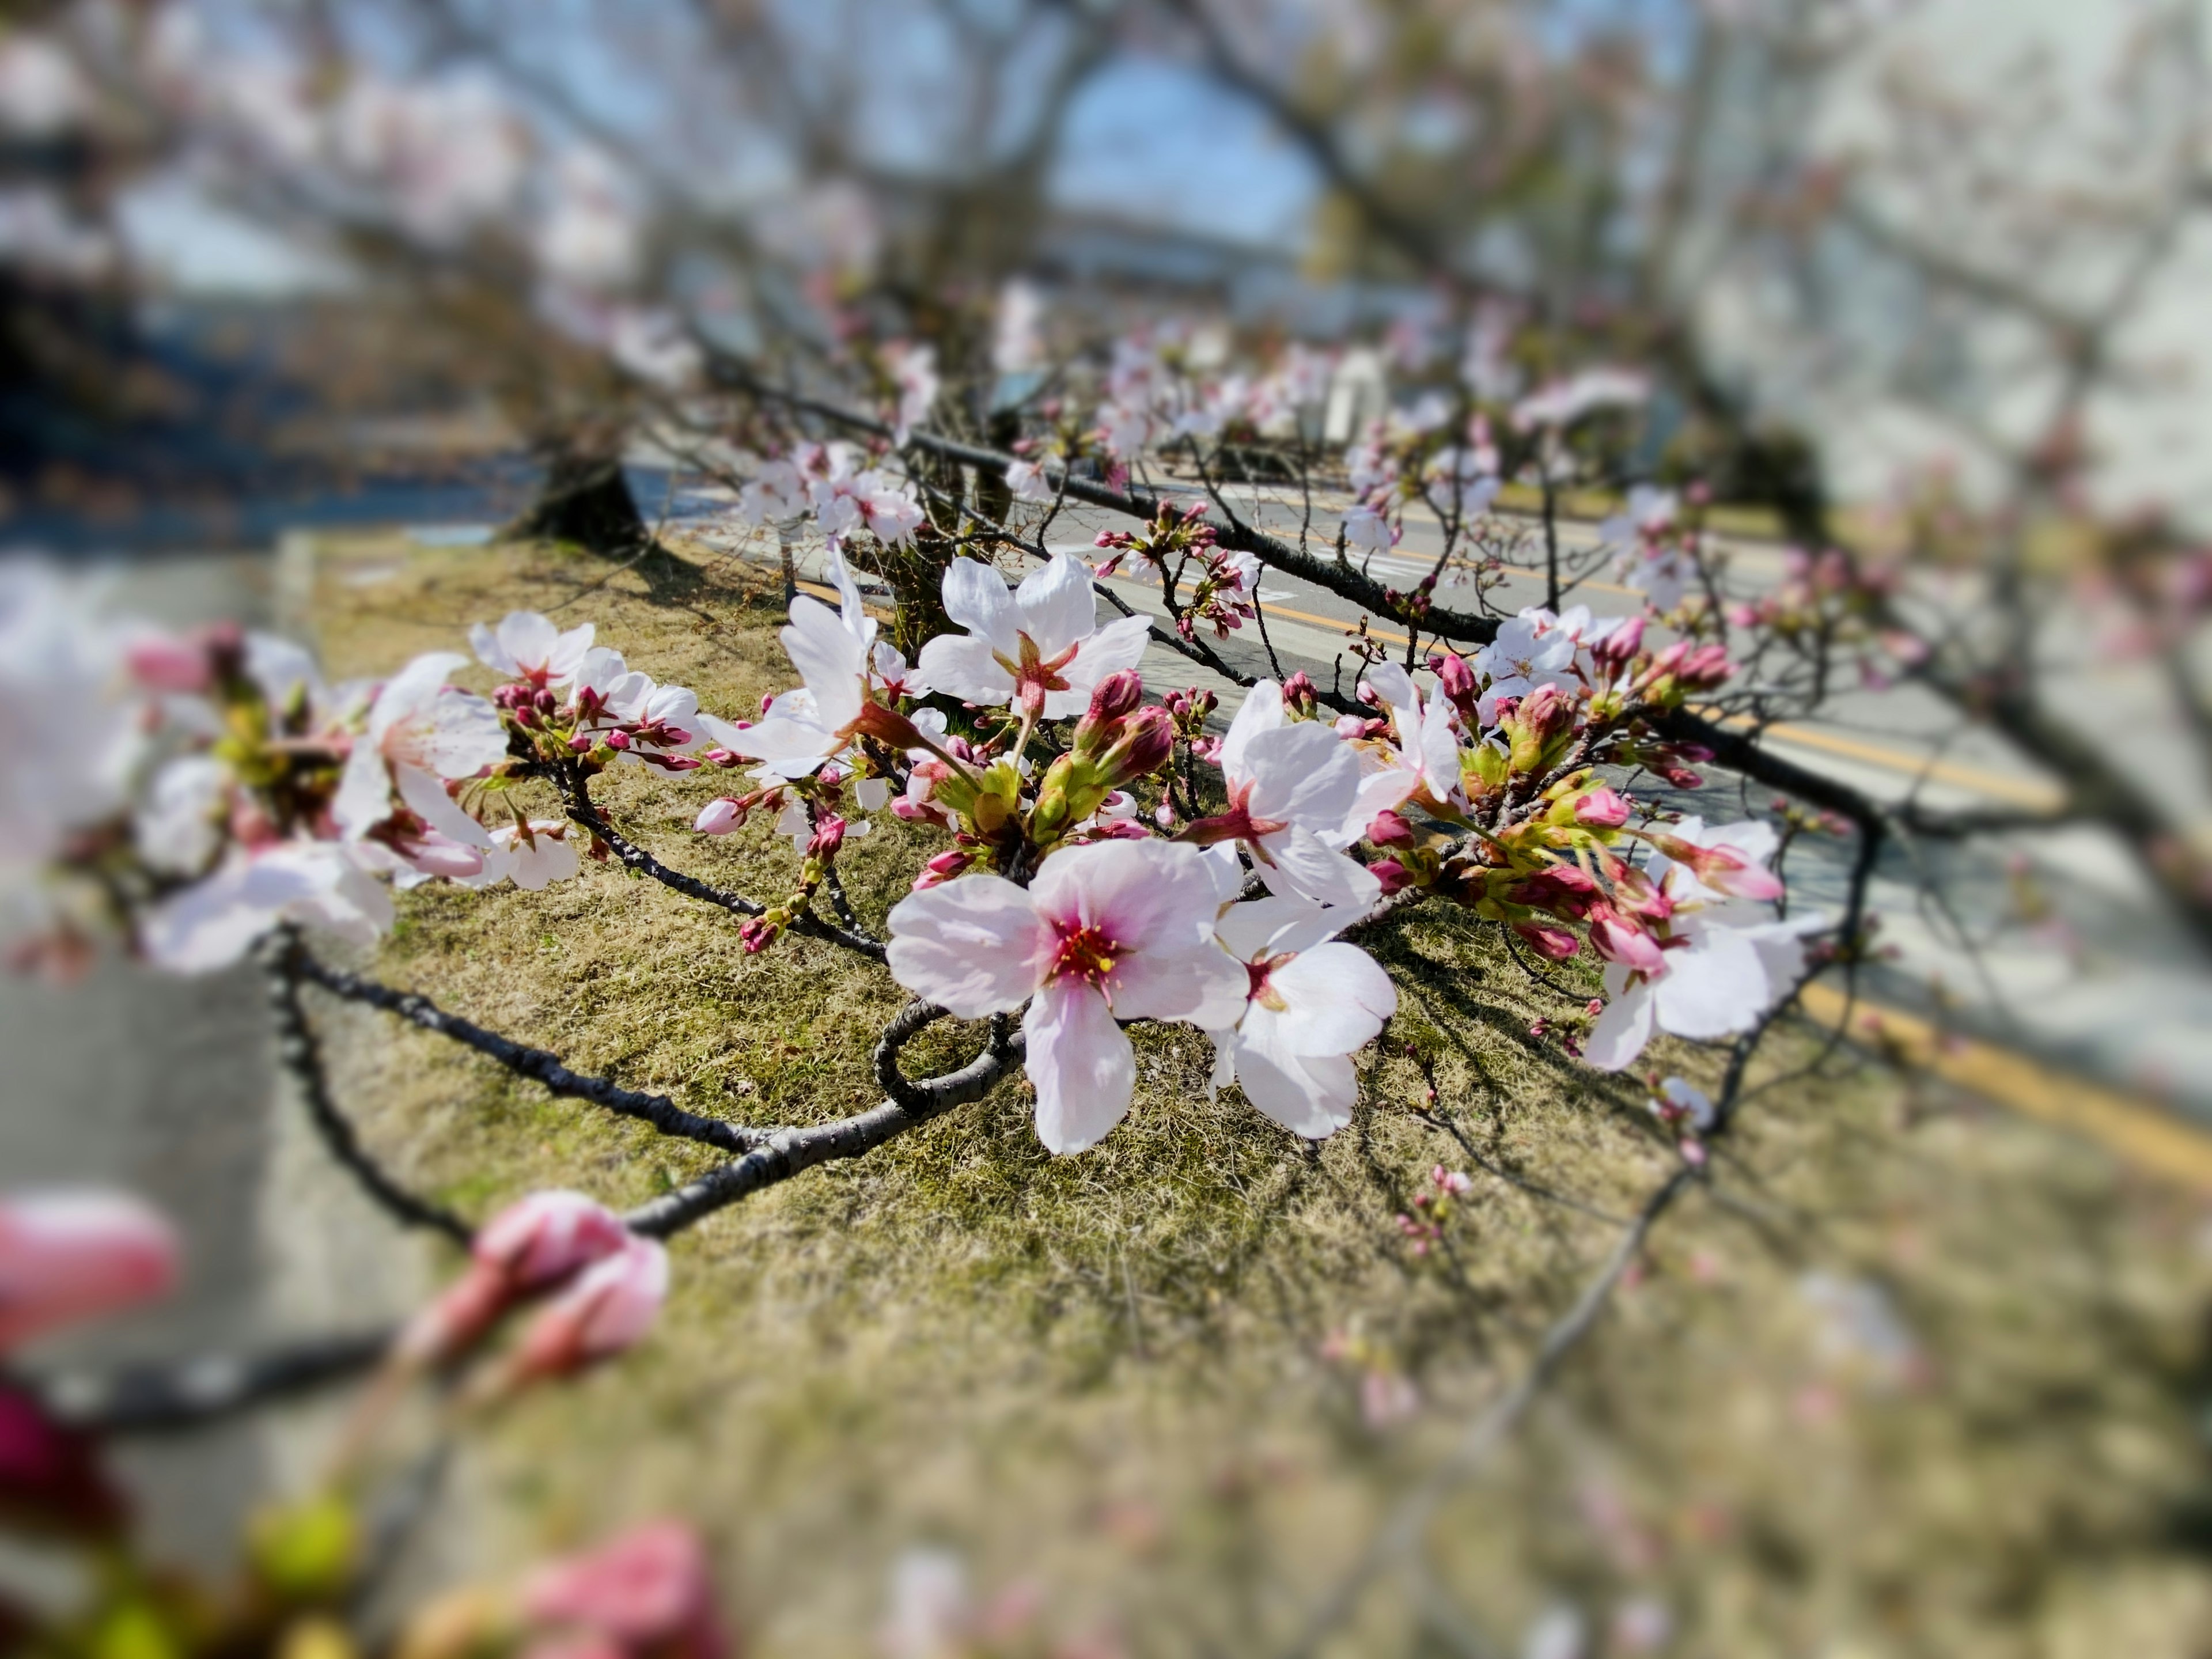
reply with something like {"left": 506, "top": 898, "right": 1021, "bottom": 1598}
{"left": 1370, "top": 858, "right": 1414, "bottom": 895}
{"left": 1367, "top": 809, "right": 1415, "bottom": 846}
{"left": 1589, "top": 909, "right": 1667, "bottom": 975}
{"left": 124, "top": 632, "right": 213, "bottom": 694}
{"left": 1085, "top": 669, "right": 1146, "bottom": 724}
{"left": 0, "top": 1191, "right": 177, "bottom": 1354}
{"left": 1512, "top": 920, "right": 1581, "bottom": 960}
{"left": 1592, "top": 615, "right": 1645, "bottom": 670}
{"left": 506, "top": 1237, "right": 668, "bottom": 1385}
{"left": 1431, "top": 652, "right": 1476, "bottom": 704}
{"left": 568, "top": 734, "right": 594, "bottom": 753}
{"left": 1574, "top": 787, "right": 1631, "bottom": 828}
{"left": 806, "top": 815, "right": 847, "bottom": 858}
{"left": 398, "top": 1191, "right": 630, "bottom": 1366}
{"left": 604, "top": 729, "right": 632, "bottom": 751}
{"left": 1334, "top": 714, "right": 1368, "bottom": 740}
{"left": 695, "top": 799, "right": 745, "bottom": 836}
{"left": 522, "top": 1521, "right": 725, "bottom": 1659}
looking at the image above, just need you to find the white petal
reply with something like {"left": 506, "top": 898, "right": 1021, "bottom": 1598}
{"left": 915, "top": 634, "right": 1016, "bottom": 707}
{"left": 1024, "top": 982, "right": 1135, "bottom": 1154}
{"left": 1013, "top": 552, "right": 1099, "bottom": 657}
{"left": 1107, "top": 937, "right": 1250, "bottom": 1027}
{"left": 940, "top": 558, "right": 1020, "bottom": 654}
{"left": 1267, "top": 941, "right": 1396, "bottom": 1055}
{"left": 1583, "top": 980, "right": 1656, "bottom": 1071}
{"left": 1220, "top": 681, "right": 1286, "bottom": 783}
{"left": 396, "top": 763, "right": 494, "bottom": 850}
{"left": 1228, "top": 1019, "right": 1358, "bottom": 1138}
{"left": 1244, "top": 723, "right": 1359, "bottom": 831}
{"left": 1255, "top": 825, "right": 1381, "bottom": 910}
{"left": 781, "top": 597, "right": 867, "bottom": 733}
{"left": 886, "top": 875, "right": 1047, "bottom": 1017}
{"left": 1653, "top": 926, "right": 1770, "bottom": 1040}
{"left": 1046, "top": 615, "right": 1152, "bottom": 719}
{"left": 1029, "top": 839, "right": 1218, "bottom": 956}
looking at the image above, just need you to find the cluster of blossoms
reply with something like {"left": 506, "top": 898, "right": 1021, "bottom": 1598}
{"left": 1342, "top": 402, "right": 1505, "bottom": 558}
{"left": 733, "top": 441, "right": 925, "bottom": 550}
{"left": 1092, "top": 501, "right": 1262, "bottom": 641}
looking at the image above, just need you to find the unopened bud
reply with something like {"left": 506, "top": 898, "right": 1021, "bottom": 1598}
{"left": 695, "top": 798, "right": 745, "bottom": 835}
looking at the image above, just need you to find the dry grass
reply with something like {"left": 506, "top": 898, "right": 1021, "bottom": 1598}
{"left": 304, "top": 531, "right": 2212, "bottom": 1658}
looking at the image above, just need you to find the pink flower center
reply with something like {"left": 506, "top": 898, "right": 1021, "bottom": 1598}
{"left": 1050, "top": 922, "right": 1120, "bottom": 988}
{"left": 1245, "top": 952, "right": 1292, "bottom": 1012}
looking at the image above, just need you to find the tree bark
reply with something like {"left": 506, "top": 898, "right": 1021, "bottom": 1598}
{"left": 504, "top": 443, "right": 649, "bottom": 555}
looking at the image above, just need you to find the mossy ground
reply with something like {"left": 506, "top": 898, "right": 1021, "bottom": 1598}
{"left": 305, "top": 532, "right": 2212, "bottom": 1658}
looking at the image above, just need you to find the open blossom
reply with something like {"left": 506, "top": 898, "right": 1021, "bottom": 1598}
{"left": 1344, "top": 662, "right": 1464, "bottom": 835}
{"left": 0, "top": 1190, "right": 178, "bottom": 1354}
{"left": 334, "top": 651, "right": 507, "bottom": 863}
{"left": 696, "top": 553, "right": 891, "bottom": 780}
{"left": 471, "top": 611, "right": 596, "bottom": 690}
{"left": 1193, "top": 681, "right": 1379, "bottom": 910}
{"left": 885, "top": 840, "right": 1248, "bottom": 1153}
{"left": 138, "top": 839, "right": 395, "bottom": 971}
{"left": 736, "top": 456, "right": 809, "bottom": 524}
{"left": 914, "top": 552, "right": 1150, "bottom": 720}
{"left": 0, "top": 563, "right": 141, "bottom": 876}
{"left": 1583, "top": 819, "right": 1826, "bottom": 1071}
{"left": 460, "top": 820, "right": 581, "bottom": 891}
{"left": 1206, "top": 897, "right": 1396, "bottom": 1138}
{"left": 1512, "top": 366, "right": 1650, "bottom": 430}
{"left": 1004, "top": 457, "right": 1055, "bottom": 502}
{"left": 1472, "top": 608, "right": 1580, "bottom": 725}
{"left": 522, "top": 1521, "right": 725, "bottom": 1659}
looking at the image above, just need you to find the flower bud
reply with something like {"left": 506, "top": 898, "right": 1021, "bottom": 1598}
{"left": 1431, "top": 652, "right": 1476, "bottom": 705}
{"left": 1367, "top": 808, "right": 1415, "bottom": 847}
{"left": 1370, "top": 859, "right": 1415, "bottom": 895}
{"left": 1591, "top": 615, "right": 1645, "bottom": 671}
{"left": 502, "top": 1237, "right": 668, "bottom": 1388}
{"left": 1085, "top": 669, "right": 1147, "bottom": 726}
{"left": 1512, "top": 920, "right": 1581, "bottom": 960}
{"left": 694, "top": 798, "right": 745, "bottom": 836}
{"left": 604, "top": 729, "right": 631, "bottom": 751}
{"left": 1574, "top": 787, "right": 1631, "bottom": 828}
{"left": 125, "top": 632, "right": 213, "bottom": 694}
{"left": 397, "top": 1191, "right": 629, "bottom": 1367}
{"left": 520, "top": 1521, "right": 725, "bottom": 1659}
{"left": 0, "top": 1191, "right": 178, "bottom": 1354}
{"left": 567, "top": 734, "right": 593, "bottom": 753}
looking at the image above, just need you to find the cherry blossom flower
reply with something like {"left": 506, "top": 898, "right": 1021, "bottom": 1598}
{"left": 0, "top": 1190, "right": 178, "bottom": 1353}
{"left": 0, "top": 564, "right": 140, "bottom": 874}
{"left": 882, "top": 340, "right": 939, "bottom": 441}
{"left": 472, "top": 611, "right": 596, "bottom": 690}
{"left": 460, "top": 821, "right": 582, "bottom": 891}
{"left": 1192, "top": 681, "right": 1379, "bottom": 910}
{"left": 1343, "top": 502, "right": 1392, "bottom": 552}
{"left": 914, "top": 552, "right": 1150, "bottom": 721}
{"left": 1582, "top": 819, "right": 1825, "bottom": 1071}
{"left": 333, "top": 652, "right": 507, "bottom": 864}
{"left": 1343, "top": 662, "right": 1465, "bottom": 835}
{"left": 132, "top": 755, "right": 229, "bottom": 879}
{"left": 1512, "top": 367, "right": 1649, "bottom": 430}
{"left": 138, "top": 840, "right": 395, "bottom": 971}
{"left": 736, "top": 456, "right": 809, "bottom": 524}
{"left": 1472, "top": 607, "right": 1581, "bottom": 725}
{"left": 885, "top": 840, "right": 1248, "bottom": 1153}
{"left": 1205, "top": 896, "right": 1396, "bottom": 1137}
{"left": 1005, "top": 457, "right": 1055, "bottom": 502}
{"left": 696, "top": 553, "right": 890, "bottom": 780}
{"left": 522, "top": 1521, "right": 725, "bottom": 1659}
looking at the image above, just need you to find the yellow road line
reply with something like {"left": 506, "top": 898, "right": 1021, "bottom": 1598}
{"left": 1726, "top": 719, "right": 2063, "bottom": 809}
{"left": 1798, "top": 982, "right": 2212, "bottom": 1191}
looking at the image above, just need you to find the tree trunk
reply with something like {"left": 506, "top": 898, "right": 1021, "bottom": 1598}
{"left": 504, "top": 445, "right": 649, "bottom": 556}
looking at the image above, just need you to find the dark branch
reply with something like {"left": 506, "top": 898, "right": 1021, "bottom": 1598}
{"left": 627, "top": 1011, "right": 1020, "bottom": 1237}
{"left": 285, "top": 942, "right": 771, "bottom": 1156}
{"left": 264, "top": 934, "right": 473, "bottom": 1243}
{"left": 22, "top": 1331, "right": 392, "bottom": 1434}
